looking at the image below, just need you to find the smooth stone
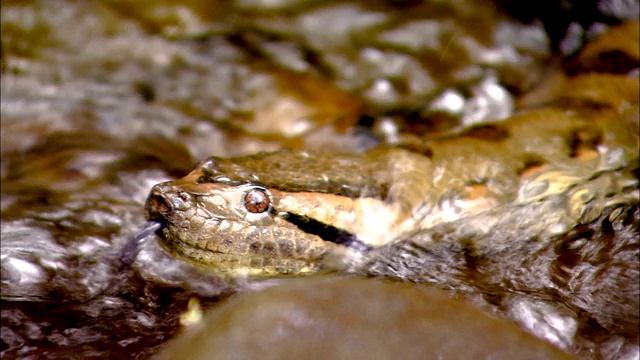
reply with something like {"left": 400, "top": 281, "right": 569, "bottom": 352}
{"left": 158, "top": 276, "right": 574, "bottom": 360}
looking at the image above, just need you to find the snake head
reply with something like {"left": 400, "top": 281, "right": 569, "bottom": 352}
{"left": 144, "top": 167, "right": 339, "bottom": 277}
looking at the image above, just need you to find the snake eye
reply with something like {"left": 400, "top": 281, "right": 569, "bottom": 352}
{"left": 243, "top": 188, "right": 271, "bottom": 213}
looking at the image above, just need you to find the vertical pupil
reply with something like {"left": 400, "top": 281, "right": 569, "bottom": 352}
{"left": 245, "top": 189, "right": 269, "bottom": 213}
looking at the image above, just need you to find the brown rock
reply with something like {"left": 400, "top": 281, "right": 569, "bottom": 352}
{"left": 158, "top": 276, "right": 574, "bottom": 360}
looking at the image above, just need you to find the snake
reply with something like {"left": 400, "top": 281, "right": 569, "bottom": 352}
{"left": 144, "top": 22, "right": 639, "bottom": 354}
{"left": 145, "top": 27, "right": 638, "bottom": 278}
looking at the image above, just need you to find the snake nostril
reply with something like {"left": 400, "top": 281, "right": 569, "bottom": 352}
{"left": 145, "top": 190, "right": 173, "bottom": 221}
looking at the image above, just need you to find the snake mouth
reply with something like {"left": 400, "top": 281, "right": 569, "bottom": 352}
{"left": 281, "top": 212, "right": 372, "bottom": 253}
{"left": 137, "top": 221, "right": 166, "bottom": 239}
{"left": 118, "top": 221, "right": 165, "bottom": 267}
